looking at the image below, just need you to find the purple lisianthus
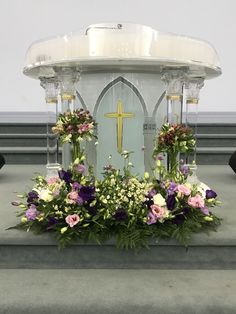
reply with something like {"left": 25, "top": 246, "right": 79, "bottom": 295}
{"left": 206, "top": 189, "right": 217, "bottom": 199}
{"left": 47, "top": 216, "right": 58, "bottom": 229}
{"left": 25, "top": 204, "right": 38, "bottom": 221}
{"left": 75, "top": 164, "right": 86, "bottom": 174}
{"left": 167, "top": 182, "right": 177, "bottom": 195}
{"left": 166, "top": 194, "right": 176, "bottom": 210}
{"left": 200, "top": 206, "right": 210, "bottom": 215}
{"left": 58, "top": 170, "right": 72, "bottom": 184}
{"left": 172, "top": 214, "right": 186, "bottom": 225}
{"left": 113, "top": 208, "right": 128, "bottom": 221}
{"left": 72, "top": 182, "right": 81, "bottom": 191}
{"left": 180, "top": 164, "right": 189, "bottom": 178}
{"left": 148, "top": 189, "right": 157, "bottom": 198}
{"left": 77, "top": 196, "right": 84, "bottom": 206}
{"left": 79, "top": 186, "right": 95, "bottom": 202}
{"left": 27, "top": 191, "right": 38, "bottom": 204}
{"left": 147, "top": 211, "right": 157, "bottom": 225}
{"left": 183, "top": 207, "right": 191, "bottom": 215}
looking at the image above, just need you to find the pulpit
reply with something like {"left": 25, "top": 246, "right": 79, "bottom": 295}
{"left": 23, "top": 23, "right": 221, "bottom": 178}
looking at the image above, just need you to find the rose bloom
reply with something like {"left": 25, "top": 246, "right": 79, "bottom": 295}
{"left": 150, "top": 204, "right": 168, "bottom": 222}
{"left": 65, "top": 214, "right": 80, "bottom": 227}
{"left": 188, "top": 194, "right": 205, "bottom": 208}
{"left": 177, "top": 184, "right": 191, "bottom": 196}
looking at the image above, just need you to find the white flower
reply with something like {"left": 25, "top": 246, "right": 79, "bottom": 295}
{"left": 153, "top": 193, "right": 166, "bottom": 206}
{"left": 197, "top": 182, "right": 210, "bottom": 198}
{"left": 38, "top": 189, "right": 53, "bottom": 202}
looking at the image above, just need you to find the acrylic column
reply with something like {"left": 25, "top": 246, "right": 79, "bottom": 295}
{"left": 184, "top": 77, "right": 204, "bottom": 183}
{"left": 161, "top": 70, "right": 184, "bottom": 172}
{"left": 57, "top": 67, "right": 80, "bottom": 169}
{"left": 40, "top": 77, "right": 60, "bottom": 178}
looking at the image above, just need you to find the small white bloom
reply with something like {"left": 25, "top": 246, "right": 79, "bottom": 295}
{"left": 38, "top": 189, "right": 53, "bottom": 202}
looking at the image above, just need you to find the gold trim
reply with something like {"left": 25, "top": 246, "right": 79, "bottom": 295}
{"left": 166, "top": 95, "right": 181, "bottom": 101}
{"left": 46, "top": 98, "right": 58, "bottom": 104}
{"left": 61, "top": 94, "right": 75, "bottom": 101}
{"left": 187, "top": 98, "right": 199, "bottom": 104}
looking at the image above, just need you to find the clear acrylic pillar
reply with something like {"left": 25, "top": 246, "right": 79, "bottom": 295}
{"left": 57, "top": 67, "right": 80, "bottom": 169}
{"left": 161, "top": 70, "right": 184, "bottom": 171}
{"left": 40, "top": 77, "right": 61, "bottom": 178}
{"left": 184, "top": 77, "right": 204, "bottom": 184}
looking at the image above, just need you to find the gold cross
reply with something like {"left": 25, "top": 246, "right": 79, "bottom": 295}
{"left": 105, "top": 100, "right": 135, "bottom": 153}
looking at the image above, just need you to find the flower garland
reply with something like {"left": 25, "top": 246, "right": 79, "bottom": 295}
{"left": 12, "top": 110, "right": 221, "bottom": 250}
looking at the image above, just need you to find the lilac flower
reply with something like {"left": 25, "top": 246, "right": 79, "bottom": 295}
{"left": 147, "top": 211, "right": 157, "bottom": 225}
{"left": 113, "top": 208, "right": 128, "bottom": 221}
{"left": 206, "top": 189, "right": 217, "bottom": 199}
{"left": 79, "top": 186, "right": 95, "bottom": 202}
{"left": 72, "top": 182, "right": 81, "bottom": 191}
{"left": 166, "top": 194, "right": 176, "bottom": 210}
{"left": 180, "top": 164, "right": 189, "bottom": 177}
{"left": 77, "top": 196, "right": 84, "bottom": 206}
{"left": 200, "top": 207, "right": 210, "bottom": 215}
{"left": 25, "top": 204, "right": 38, "bottom": 221}
{"left": 148, "top": 189, "right": 157, "bottom": 198}
{"left": 167, "top": 182, "right": 177, "bottom": 195}
{"left": 76, "top": 164, "right": 86, "bottom": 174}
{"left": 58, "top": 170, "right": 72, "bottom": 184}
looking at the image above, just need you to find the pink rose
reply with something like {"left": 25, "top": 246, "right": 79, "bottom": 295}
{"left": 150, "top": 204, "right": 166, "bottom": 220}
{"left": 65, "top": 214, "right": 80, "bottom": 227}
{"left": 177, "top": 184, "right": 191, "bottom": 196}
{"left": 188, "top": 194, "right": 205, "bottom": 208}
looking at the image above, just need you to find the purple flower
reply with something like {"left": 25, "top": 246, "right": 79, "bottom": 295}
{"left": 75, "top": 164, "right": 86, "bottom": 174}
{"left": 77, "top": 196, "right": 84, "bottom": 206}
{"left": 79, "top": 186, "right": 95, "bottom": 202}
{"left": 72, "top": 182, "right": 81, "bottom": 191}
{"left": 206, "top": 189, "right": 217, "bottom": 199}
{"left": 200, "top": 206, "right": 210, "bottom": 215}
{"left": 47, "top": 217, "right": 58, "bottom": 229}
{"left": 27, "top": 191, "right": 38, "bottom": 204}
{"left": 180, "top": 165, "right": 189, "bottom": 177}
{"left": 148, "top": 189, "right": 157, "bottom": 198}
{"left": 166, "top": 194, "right": 176, "bottom": 210}
{"left": 147, "top": 211, "right": 157, "bottom": 225}
{"left": 172, "top": 214, "right": 186, "bottom": 225}
{"left": 183, "top": 207, "right": 191, "bottom": 215}
{"left": 167, "top": 182, "right": 177, "bottom": 195}
{"left": 113, "top": 208, "right": 128, "bottom": 221}
{"left": 58, "top": 170, "right": 72, "bottom": 184}
{"left": 25, "top": 204, "right": 38, "bottom": 221}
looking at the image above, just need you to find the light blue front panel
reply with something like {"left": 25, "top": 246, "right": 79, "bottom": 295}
{"left": 96, "top": 81, "right": 144, "bottom": 177}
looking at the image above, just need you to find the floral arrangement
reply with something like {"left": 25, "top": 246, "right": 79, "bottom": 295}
{"left": 12, "top": 110, "right": 221, "bottom": 250}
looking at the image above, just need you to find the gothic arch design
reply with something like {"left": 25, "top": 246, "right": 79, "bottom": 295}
{"left": 93, "top": 76, "right": 148, "bottom": 117}
{"left": 76, "top": 90, "right": 87, "bottom": 110}
{"left": 152, "top": 91, "right": 166, "bottom": 118}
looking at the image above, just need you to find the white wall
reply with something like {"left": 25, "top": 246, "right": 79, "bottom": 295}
{"left": 0, "top": 0, "right": 235, "bottom": 113}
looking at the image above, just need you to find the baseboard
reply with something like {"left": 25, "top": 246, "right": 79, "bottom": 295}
{"left": 0, "top": 111, "right": 236, "bottom": 124}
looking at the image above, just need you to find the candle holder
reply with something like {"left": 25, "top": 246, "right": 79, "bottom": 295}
{"left": 40, "top": 77, "right": 60, "bottom": 178}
